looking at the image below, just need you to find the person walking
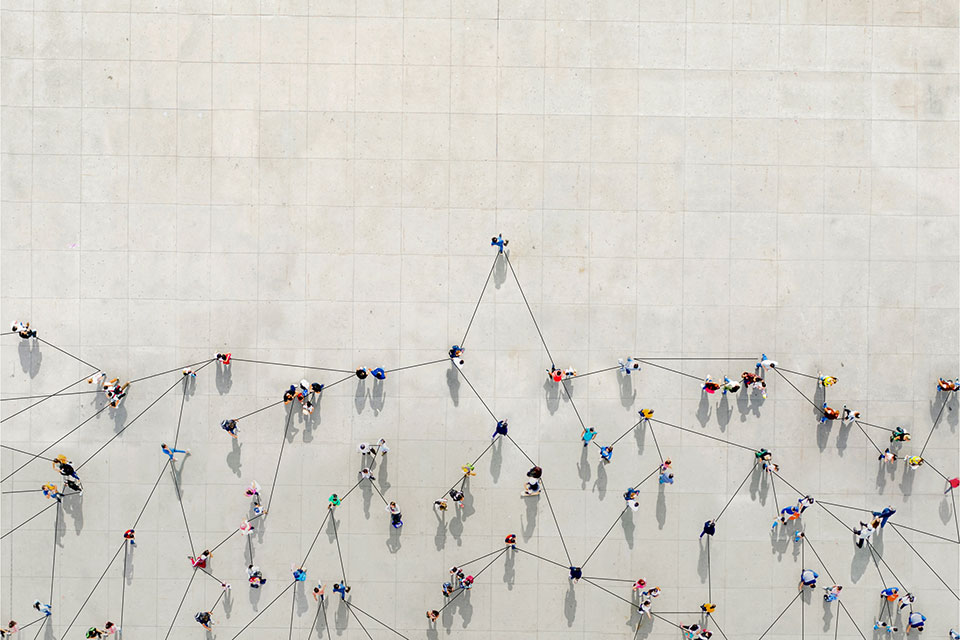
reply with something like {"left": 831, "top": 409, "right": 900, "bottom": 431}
{"left": 721, "top": 376, "right": 740, "bottom": 394}
{"left": 897, "top": 592, "right": 915, "bottom": 610}
{"left": 194, "top": 611, "right": 213, "bottom": 629}
{"left": 600, "top": 445, "right": 613, "bottom": 463}
{"left": 658, "top": 471, "right": 674, "bottom": 485}
{"left": 798, "top": 569, "right": 819, "bottom": 589}
{"left": 386, "top": 502, "right": 402, "bottom": 528}
{"left": 618, "top": 358, "right": 640, "bottom": 375}
{"left": 188, "top": 549, "right": 212, "bottom": 569}
{"left": 700, "top": 520, "right": 716, "bottom": 538}
{"left": 42, "top": 483, "right": 63, "bottom": 502}
{"left": 312, "top": 583, "right": 325, "bottom": 602}
{"left": 492, "top": 419, "right": 509, "bottom": 439}
{"left": 375, "top": 438, "right": 389, "bottom": 456}
{"left": 11, "top": 321, "right": 36, "bottom": 339}
{"left": 873, "top": 506, "right": 896, "bottom": 528}
{"left": 581, "top": 427, "right": 597, "bottom": 447}
{"left": 906, "top": 611, "right": 926, "bottom": 633}
{"left": 426, "top": 610, "right": 440, "bottom": 622}
{"left": 247, "top": 565, "right": 266, "bottom": 588}
{"left": 333, "top": 582, "right": 350, "bottom": 600}
{"left": 328, "top": 494, "right": 341, "bottom": 510}
{"left": 216, "top": 352, "right": 231, "bottom": 365}
{"left": 880, "top": 586, "right": 899, "bottom": 602}
{"left": 161, "top": 443, "right": 189, "bottom": 462}
{"left": 370, "top": 367, "right": 386, "bottom": 380}
{"left": 890, "top": 427, "right": 911, "bottom": 442}
{"left": 31, "top": 601, "right": 51, "bottom": 616}
{"left": 221, "top": 419, "right": 239, "bottom": 439}
{"left": 449, "top": 489, "right": 465, "bottom": 508}
{"left": 360, "top": 468, "right": 375, "bottom": 480}
{"left": 355, "top": 367, "right": 368, "bottom": 380}
{"left": 879, "top": 448, "right": 898, "bottom": 463}
{"left": 823, "top": 585, "right": 842, "bottom": 602}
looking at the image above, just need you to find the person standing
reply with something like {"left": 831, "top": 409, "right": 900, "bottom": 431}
{"left": 581, "top": 427, "right": 597, "bottom": 447}
{"left": 504, "top": 533, "right": 517, "bottom": 550}
{"left": 333, "top": 582, "right": 350, "bottom": 600}
{"left": 491, "top": 234, "right": 508, "bottom": 253}
{"left": 221, "top": 419, "right": 239, "bottom": 439}
{"left": 700, "top": 520, "right": 716, "bottom": 538}
{"left": 492, "top": 419, "right": 509, "bottom": 439}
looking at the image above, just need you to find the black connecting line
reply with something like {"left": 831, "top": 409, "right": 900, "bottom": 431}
{"left": 503, "top": 253, "right": 555, "bottom": 367}
{"left": 460, "top": 251, "right": 500, "bottom": 348}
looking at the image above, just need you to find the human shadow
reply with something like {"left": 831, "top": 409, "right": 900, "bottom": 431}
{"left": 63, "top": 491, "right": 84, "bottom": 535}
{"left": 618, "top": 373, "right": 636, "bottom": 408}
{"left": 816, "top": 423, "right": 830, "bottom": 452}
{"left": 110, "top": 403, "right": 128, "bottom": 432}
{"left": 461, "top": 477, "right": 476, "bottom": 518}
{"left": 899, "top": 467, "right": 916, "bottom": 496}
{"left": 215, "top": 363, "right": 232, "bottom": 395}
{"left": 577, "top": 445, "right": 591, "bottom": 488}
{"left": 696, "top": 392, "right": 712, "bottom": 427}
{"left": 17, "top": 339, "right": 41, "bottom": 377}
{"left": 354, "top": 380, "right": 367, "bottom": 414}
{"left": 836, "top": 421, "right": 851, "bottom": 455}
{"left": 295, "top": 580, "right": 310, "bottom": 615}
{"left": 361, "top": 480, "right": 373, "bottom": 519}
{"left": 939, "top": 495, "right": 954, "bottom": 525}
{"left": 123, "top": 543, "right": 134, "bottom": 584}
{"left": 226, "top": 439, "right": 242, "bottom": 477}
{"left": 612, "top": 507, "right": 632, "bottom": 550}
{"left": 849, "top": 544, "right": 870, "bottom": 581}
{"left": 593, "top": 461, "right": 608, "bottom": 500}
{"left": 370, "top": 378, "right": 385, "bottom": 415}
{"left": 447, "top": 365, "right": 460, "bottom": 406}
{"left": 503, "top": 549, "right": 515, "bottom": 589}
{"left": 377, "top": 455, "right": 391, "bottom": 493}
{"left": 521, "top": 495, "right": 538, "bottom": 540}
{"left": 494, "top": 251, "right": 507, "bottom": 287}
{"left": 543, "top": 377, "right": 560, "bottom": 415}
{"left": 656, "top": 485, "right": 667, "bottom": 529}
{"left": 822, "top": 597, "right": 834, "bottom": 632}
{"left": 434, "top": 510, "right": 448, "bottom": 551}
{"left": 249, "top": 581, "right": 263, "bottom": 609}
{"left": 564, "top": 582, "right": 577, "bottom": 627}
{"left": 697, "top": 538, "right": 710, "bottom": 585}
{"left": 386, "top": 525, "right": 402, "bottom": 553}
{"left": 717, "top": 393, "right": 733, "bottom": 432}
{"left": 490, "top": 438, "right": 502, "bottom": 483}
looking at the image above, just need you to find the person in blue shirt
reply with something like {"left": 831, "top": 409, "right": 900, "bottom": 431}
{"left": 490, "top": 234, "right": 508, "bottom": 253}
{"left": 600, "top": 446, "right": 613, "bottom": 463}
{"left": 873, "top": 506, "right": 896, "bottom": 528}
{"left": 798, "top": 569, "right": 818, "bottom": 589}
{"left": 581, "top": 427, "right": 597, "bottom": 447}
{"left": 492, "top": 419, "right": 509, "bottom": 439}
{"left": 371, "top": 367, "right": 386, "bottom": 380}
{"left": 906, "top": 611, "right": 925, "bottom": 632}
{"left": 659, "top": 471, "right": 674, "bottom": 485}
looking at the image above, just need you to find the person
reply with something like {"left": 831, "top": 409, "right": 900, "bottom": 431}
{"left": 357, "top": 442, "right": 373, "bottom": 456}
{"left": 11, "top": 321, "right": 37, "bottom": 339}
{"left": 700, "top": 602, "right": 716, "bottom": 613}
{"left": 449, "top": 489, "right": 465, "bottom": 507}
{"left": 681, "top": 623, "right": 712, "bottom": 640}
{"left": 623, "top": 487, "right": 639, "bottom": 502}
{"left": 823, "top": 585, "right": 842, "bottom": 602}
{"left": 505, "top": 533, "right": 517, "bottom": 550}
{"left": 387, "top": 502, "right": 402, "bottom": 528}
{"left": 54, "top": 458, "right": 80, "bottom": 481}
{"left": 547, "top": 367, "right": 563, "bottom": 382}
{"left": 522, "top": 478, "right": 541, "bottom": 496}
{"left": 756, "top": 353, "right": 777, "bottom": 373}
{"left": 461, "top": 462, "right": 476, "bottom": 476}
{"left": 302, "top": 400, "right": 314, "bottom": 416}
{"left": 426, "top": 610, "right": 440, "bottom": 622}
{"left": 937, "top": 377, "right": 958, "bottom": 391}
{"left": 702, "top": 376, "right": 721, "bottom": 393}
{"left": 890, "top": 426, "right": 911, "bottom": 442}
{"left": 637, "top": 598, "right": 653, "bottom": 625}
{"left": 569, "top": 566, "right": 582, "bottom": 583}
{"left": 946, "top": 477, "right": 960, "bottom": 493}
{"left": 897, "top": 592, "right": 915, "bottom": 610}
{"left": 189, "top": 549, "right": 211, "bottom": 568}
{"left": 493, "top": 419, "right": 509, "bottom": 439}
{"left": 873, "top": 506, "right": 896, "bottom": 528}
{"left": 355, "top": 367, "right": 368, "bottom": 380}
{"left": 360, "top": 468, "right": 375, "bottom": 480}
{"left": 85, "top": 628, "right": 104, "bottom": 639}
{"left": 239, "top": 519, "right": 254, "bottom": 535}
{"left": 619, "top": 357, "right": 640, "bottom": 374}
{"left": 161, "top": 443, "right": 189, "bottom": 462}
{"left": 659, "top": 471, "right": 674, "bottom": 485}
{"left": 221, "top": 418, "right": 239, "bottom": 438}
{"left": 763, "top": 460, "right": 779, "bottom": 473}
{"left": 632, "top": 578, "right": 646, "bottom": 591}
{"left": 247, "top": 564, "right": 266, "bottom": 588}
{"left": 103, "top": 622, "right": 119, "bottom": 635}
{"left": 123, "top": 529, "right": 136, "bottom": 546}
{"left": 854, "top": 520, "right": 876, "bottom": 548}
{"left": 461, "top": 575, "right": 474, "bottom": 589}
{"left": 841, "top": 406, "right": 861, "bottom": 424}
{"left": 879, "top": 448, "right": 898, "bottom": 463}
{"left": 311, "top": 382, "right": 324, "bottom": 394}
{"left": 375, "top": 438, "right": 389, "bottom": 456}
{"left": 527, "top": 466, "right": 542, "bottom": 479}
{"left": 798, "top": 495, "right": 815, "bottom": 513}
{"left": 906, "top": 611, "right": 926, "bottom": 633}
{"left": 948, "top": 629, "right": 959, "bottom": 639}
{"left": 564, "top": 367, "right": 577, "bottom": 378}
{"left": 441, "top": 581, "right": 454, "bottom": 597}
{"left": 880, "top": 586, "right": 900, "bottom": 601}
{"left": 600, "top": 445, "right": 613, "bottom": 462}
{"left": 581, "top": 427, "right": 597, "bottom": 447}
{"left": 818, "top": 373, "right": 838, "bottom": 387}
{"left": 370, "top": 367, "right": 386, "bottom": 380}
{"left": 799, "top": 569, "right": 818, "bottom": 589}
{"left": 645, "top": 586, "right": 662, "bottom": 598}
{"left": 773, "top": 505, "right": 801, "bottom": 527}
{"left": 741, "top": 371, "right": 767, "bottom": 398}
{"left": 875, "top": 620, "right": 898, "bottom": 633}
{"left": 312, "top": 583, "right": 325, "bottom": 602}
{"left": 194, "top": 611, "right": 213, "bottom": 629}
{"left": 182, "top": 367, "right": 196, "bottom": 378}
{"left": 700, "top": 519, "right": 716, "bottom": 538}
{"left": 88, "top": 372, "right": 107, "bottom": 387}
{"left": 333, "top": 582, "right": 350, "bottom": 600}
{"left": 638, "top": 407, "right": 654, "bottom": 420}
{"left": 105, "top": 379, "right": 130, "bottom": 408}
{"left": 794, "top": 530, "right": 805, "bottom": 543}
{"left": 491, "top": 234, "right": 508, "bottom": 253}
{"left": 433, "top": 499, "right": 448, "bottom": 511}
{"left": 755, "top": 448, "right": 772, "bottom": 461}
{"left": 244, "top": 481, "right": 261, "bottom": 499}
{"left": 328, "top": 494, "right": 341, "bottom": 509}
{"left": 283, "top": 386, "right": 296, "bottom": 404}
{"left": 820, "top": 404, "right": 840, "bottom": 423}
{"left": 42, "top": 483, "right": 63, "bottom": 502}
{"left": 293, "top": 566, "right": 307, "bottom": 582}
{"left": 216, "top": 352, "right": 231, "bottom": 365}
{"left": 448, "top": 345, "right": 463, "bottom": 359}
{"left": 32, "top": 601, "right": 51, "bottom": 616}
{"left": 721, "top": 376, "right": 740, "bottom": 394}
{"left": 907, "top": 455, "right": 924, "bottom": 469}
